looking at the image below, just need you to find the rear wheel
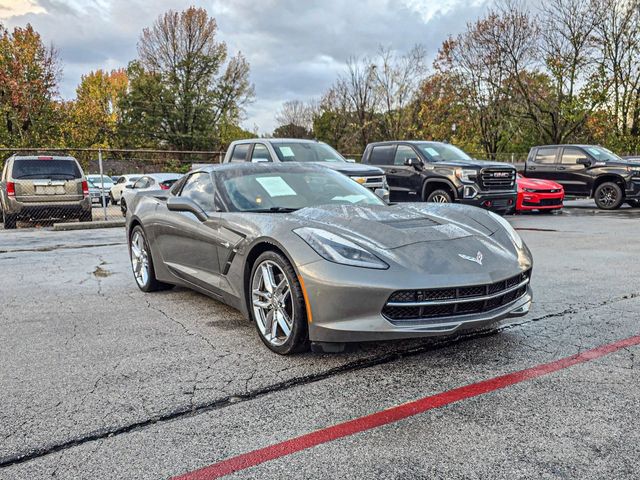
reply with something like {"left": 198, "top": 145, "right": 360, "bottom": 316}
{"left": 129, "top": 226, "right": 172, "bottom": 292}
{"left": 594, "top": 182, "right": 623, "bottom": 210}
{"left": 3, "top": 211, "right": 16, "bottom": 229}
{"left": 426, "top": 189, "right": 452, "bottom": 203}
{"left": 249, "top": 251, "right": 309, "bottom": 355}
{"left": 79, "top": 210, "right": 92, "bottom": 222}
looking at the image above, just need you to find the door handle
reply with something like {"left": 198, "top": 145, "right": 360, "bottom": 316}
{"left": 557, "top": 167, "right": 566, "bottom": 171}
{"left": 528, "top": 167, "right": 536, "bottom": 171}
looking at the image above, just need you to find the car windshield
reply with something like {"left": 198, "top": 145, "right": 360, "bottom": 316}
{"left": 12, "top": 159, "right": 82, "bottom": 180}
{"left": 416, "top": 143, "right": 472, "bottom": 162}
{"left": 87, "top": 175, "right": 113, "bottom": 186}
{"left": 585, "top": 146, "right": 622, "bottom": 162}
{"left": 272, "top": 143, "right": 345, "bottom": 163}
{"left": 218, "top": 169, "right": 384, "bottom": 212}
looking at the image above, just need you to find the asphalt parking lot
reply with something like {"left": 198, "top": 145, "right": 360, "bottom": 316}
{"left": 1, "top": 200, "right": 639, "bottom": 479}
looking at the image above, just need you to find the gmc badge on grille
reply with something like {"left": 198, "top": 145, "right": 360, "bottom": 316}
{"left": 492, "top": 172, "right": 511, "bottom": 178}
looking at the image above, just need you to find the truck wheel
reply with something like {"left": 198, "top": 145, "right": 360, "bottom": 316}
{"left": 594, "top": 182, "right": 623, "bottom": 210}
{"left": 3, "top": 211, "right": 16, "bottom": 229}
{"left": 426, "top": 189, "right": 452, "bottom": 203}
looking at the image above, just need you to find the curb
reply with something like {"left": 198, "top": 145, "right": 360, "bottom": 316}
{"left": 52, "top": 220, "right": 125, "bottom": 231}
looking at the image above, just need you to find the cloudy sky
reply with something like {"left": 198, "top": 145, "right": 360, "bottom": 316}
{"left": 0, "top": 0, "right": 491, "bottom": 132}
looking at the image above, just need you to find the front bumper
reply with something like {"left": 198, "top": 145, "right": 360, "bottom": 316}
{"left": 458, "top": 190, "right": 517, "bottom": 214}
{"left": 299, "top": 260, "right": 532, "bottom": 343}
{"left": 516, "top": 191, "right": 564, "bottom": 211}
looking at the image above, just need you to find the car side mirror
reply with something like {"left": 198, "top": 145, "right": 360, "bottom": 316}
{"left": 345, "top": 158, "right": 356, "bottom": 163}
{"left": 404, "top": 157, "right": 422, "bottom": 168}
{"left": 577, "top": 158, "right": 591, "bottom": 167}
{"left": 167, "top": 196, "right": 208, "bottom": 222}
{"left": 374, "top": 188, "right": 390, "bottom": 202}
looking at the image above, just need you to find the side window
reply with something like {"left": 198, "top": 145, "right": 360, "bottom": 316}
{"left": 534, "top": 147, "right": 558, "bottom": 164}
{"left": 180, "top": 172, "right": 216, "bottom": 212}
{"left": 134, "top": 177, "right": 150, "bottom": 189}
{"left": 393, "top": 145, "right": 418, "bottom": 166}
{"left": 561, "top": 148, "right": 586, "bottom": 165}
{"left": 230, "top": 144, "right": 250, "bottom": 162}
{"left": 369, "top": 145, "right": 396, "bottom": 165}
{"left": 117, "top": 177, "right": 125, "bottom": 184}
{"left": 251, "top": 144, "right": 272, "bottom": 162}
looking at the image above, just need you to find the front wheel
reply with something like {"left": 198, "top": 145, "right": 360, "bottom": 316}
{"left": 249, "top": 251, "right": 309, "bottom": 355}
{"left": 426, "top": 189, "right": 452, "bottom": 203}
{"left": 594, "top": 182, "right": 623, "bottom": 210}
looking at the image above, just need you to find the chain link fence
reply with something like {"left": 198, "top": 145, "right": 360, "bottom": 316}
{"left": 0, "top": 147, "right": 532, "bottom": 231}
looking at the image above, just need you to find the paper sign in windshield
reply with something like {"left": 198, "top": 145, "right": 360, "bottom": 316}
{"left": 423, "top": 147, "right": 440, "bottom": 156}
{"left": 278, "top": 146, "right": 295, "bottom": 157}
{"left": 256, "top": 176, "right": 297, "bottom": 197}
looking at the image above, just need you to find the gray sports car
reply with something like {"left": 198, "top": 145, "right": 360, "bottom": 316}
{"left": 126, "top": 163, "right": 533, "bottom": 354}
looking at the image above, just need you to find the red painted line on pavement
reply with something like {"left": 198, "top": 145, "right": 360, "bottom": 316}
{"left": 173, "top": 334, "right": 640, "bottom": 480}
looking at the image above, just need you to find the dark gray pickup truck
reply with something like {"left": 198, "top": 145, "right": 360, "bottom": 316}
{"left": 524, "top": 144, "right": 640, "bottom": 209}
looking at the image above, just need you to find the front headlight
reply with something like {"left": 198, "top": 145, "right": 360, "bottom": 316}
{"left": 455, "top": 168, "right": 478, "bottom": 183}
{"left": 352, "top": 176, "right": 367, "bottom": 185}
{"left": 523, "top": 188, "right": 537, "bottom": 193}
{"left": 488, "top": 211, "right": 523, "bottom": 249}
{"left": 294, "top": 227, "right": 389, "bottom": 269}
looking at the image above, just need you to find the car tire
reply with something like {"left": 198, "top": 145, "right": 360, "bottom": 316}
{"left": 120, "top": 198, "right": 127, "bottom": 217}
{"left": 129, "top": 225, "right": 173, "bottom": 292}
{"left": 249, "top": 251, "right": 309, "bottom": 355}
{"left": 110, "top": 193, "right": 118, "bottom": 206}
{"left": 79, "top": 210, "right": 92, "bottom": 222}
{"left": 594, "top": 182, "right": 623, "bottom": 210}
{"left": 426, "top": 189, "right": 452, "bottom": 203}
{"left": 3, "top": 211, "right": 16, "bottom": 229}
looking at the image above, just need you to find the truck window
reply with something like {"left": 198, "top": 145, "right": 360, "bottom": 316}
{"left": 560, "top": 148, "right": 585, "bottom": 164}
{"left": 369, "top": 145, "right": 395, "bottom": 165}
{"left": 251, "top": 144, "right": 272, "bottom": 162}
{"left": 534, "top": 147, "right": 558, "bottom": 164}
{"left": 393, "top": 146, "right": 418, "bottom": 165}
{"left": 230, "top": 144, "right": 249, "bottom": 162}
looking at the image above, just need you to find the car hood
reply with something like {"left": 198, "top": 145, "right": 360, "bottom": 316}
{"left": 602, "top": 160, "right": 640, "bottom": 168}
{"left": 291, "top": 203, "right": 503, "bottom": 250}
{"left": 309, "top": 162, "right": 384, "bottom": 176}
{"left": 517, "top": 176, "right": 562, "bottom": 190}
{"left": 433, "top": 158, "right": 515, "bottom": 169}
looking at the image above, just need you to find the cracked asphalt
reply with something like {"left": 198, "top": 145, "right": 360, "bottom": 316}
{"left": 1, "top": 201, "right": 639, "bottom": 479}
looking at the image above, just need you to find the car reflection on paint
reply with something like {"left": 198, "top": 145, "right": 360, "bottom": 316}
{"left": 126, "top": 163, "right": 533, "bottom": 354}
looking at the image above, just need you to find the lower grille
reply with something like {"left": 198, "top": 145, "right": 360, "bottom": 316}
{"left": 523, "top": 198, "right": 562, "bottom": 206}
{"left": 383, "top": 270, "right": 531, "bottom": 324}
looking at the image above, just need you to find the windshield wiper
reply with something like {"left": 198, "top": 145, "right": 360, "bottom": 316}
{"left": 250, "top": 207, "right": 299, "bottom": 213}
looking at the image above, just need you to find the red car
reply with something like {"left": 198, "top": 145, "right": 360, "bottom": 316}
{"left": 516, "top": 174, "right": 564, "bottom": 213}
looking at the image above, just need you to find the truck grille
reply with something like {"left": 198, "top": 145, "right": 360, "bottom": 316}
{"left": 382, "top": 269, "right": 530, "bottom": 324}
{"left": 479, "top": 168, "right": 516, "bottom": 191}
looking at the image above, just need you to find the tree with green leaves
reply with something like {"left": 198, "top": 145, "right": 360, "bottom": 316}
{"left": 119, "top": 7, "right": 254, "bottom": 150}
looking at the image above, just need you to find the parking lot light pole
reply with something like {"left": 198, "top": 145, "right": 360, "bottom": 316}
{"left": 98, "top": 148, "right": 107, "bottom": 221}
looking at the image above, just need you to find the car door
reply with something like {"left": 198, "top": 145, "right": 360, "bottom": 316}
{"left": 390, "top": 145, "right": 422, "bottom": 201}
{"left": 155, "top": 172, "right": 226, "bottom": 295}
{"left": 367, "top": 145, "right": 400, "bottom": 200}
{"left": 556, "top": 147, "right": 591, "bottom": 195}
{"left": 526, "top": 147, "right": 560, "bottom": 182}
